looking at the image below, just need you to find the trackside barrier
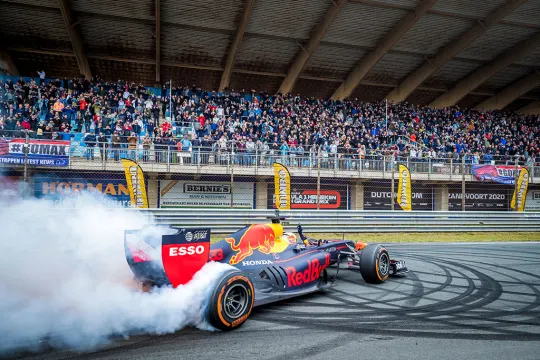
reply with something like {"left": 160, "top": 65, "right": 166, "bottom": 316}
{"left": 136, "top": 209, "right": 540, "bottom": 233}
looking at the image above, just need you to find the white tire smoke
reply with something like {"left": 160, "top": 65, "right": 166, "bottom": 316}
{"left": 0, "top": 193, "right": 233, "bottom": 354}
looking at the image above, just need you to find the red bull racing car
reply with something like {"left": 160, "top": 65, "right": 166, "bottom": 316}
{"left": 124, "top": 216, "right": 408, "bottom": 331}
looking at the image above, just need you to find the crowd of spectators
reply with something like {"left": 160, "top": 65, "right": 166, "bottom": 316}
{"left": 0, "top": 75, "right": 538, "bottom": 168}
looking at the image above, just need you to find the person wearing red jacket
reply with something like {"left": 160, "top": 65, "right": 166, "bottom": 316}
{"left": 161, "top": 120, "right": 172, "bottom": 134}
{"left": 21, "top": 119, "right": 31, "bottom": 131}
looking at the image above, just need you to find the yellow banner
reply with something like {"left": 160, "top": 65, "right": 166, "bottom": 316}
{"left": 122, "top": 159, "right": 149, "bottom": 208}
{"left": 274, "top": 162, "right": 291, "bottom": 210}
{"left": 397, "top": 164, "right": 412, "bottom": 211}
{"left": 511, "top": 167, "right": 529, "bottom": 212}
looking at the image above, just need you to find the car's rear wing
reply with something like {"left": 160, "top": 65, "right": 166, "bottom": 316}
{"left": 124, "top": 226, "right": 211, "bottom": 288}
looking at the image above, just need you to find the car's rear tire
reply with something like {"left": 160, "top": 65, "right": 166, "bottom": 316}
{"left": 206, "top": 270, "right": 255, "bottom": 331}
{"left": 359, "top": 244, "right": 390, "bottom": 284}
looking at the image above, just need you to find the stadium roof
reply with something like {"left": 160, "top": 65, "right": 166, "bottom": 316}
{"left": 1, "top": 0, "right": 540, "bottom": 113}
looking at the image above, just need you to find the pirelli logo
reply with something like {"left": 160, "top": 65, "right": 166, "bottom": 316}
{"left": 183, "top": 184, "right": 231, "bottom": 194}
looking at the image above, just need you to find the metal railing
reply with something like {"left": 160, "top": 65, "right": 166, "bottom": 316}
{"left": 1, "top": 132, "right": 537, "bottom": 173}
{"left": 138, "top": 209, "right": 540, "bottom": 233}
{"left": 61, "top": 147, "right": 538, "bottom": 184}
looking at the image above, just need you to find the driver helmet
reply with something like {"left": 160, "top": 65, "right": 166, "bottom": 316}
{"left": 282, "top": 232, "right": 297, "bottom": 244}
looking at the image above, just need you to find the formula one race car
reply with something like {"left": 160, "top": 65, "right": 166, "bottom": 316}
{"left": 124, "top": 216, "right": 408, "bottom": 331}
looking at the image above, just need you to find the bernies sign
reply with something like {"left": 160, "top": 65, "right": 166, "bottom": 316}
{"left": 184, "top": 184, "right": 230, "bottom": 193}
{"left": 160, "top": 180, "right": 254, "bottom": 208}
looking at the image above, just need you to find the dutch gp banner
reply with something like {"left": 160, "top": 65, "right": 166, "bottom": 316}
{"left": 473, "top": 165, "right": 523, "bottom": 185}
{"left": 122, "top": 159, "right": 149, "bottom": 208}
{"left": 511, "top": 167, "right": 529, "bottom": 212}
{"left": 397, "top": 164, "right": 412, "bottom": 211}
{"left": 0, "top": 138, "right": 70, "bottom": 166}
{"left": 274, "top": 162, "right": 291, "bottom": 210}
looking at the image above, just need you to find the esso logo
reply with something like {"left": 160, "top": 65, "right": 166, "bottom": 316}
{"left": 169, "top": 245, "right": 205, "bottom": 257}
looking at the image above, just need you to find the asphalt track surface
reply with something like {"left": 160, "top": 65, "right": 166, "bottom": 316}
{"left": 10, "top": 242, "right": 540, "bottom": 360}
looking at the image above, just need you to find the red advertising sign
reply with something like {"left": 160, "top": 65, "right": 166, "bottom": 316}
{"left": 267, "top": 183, "right": 348, "bottom": 210}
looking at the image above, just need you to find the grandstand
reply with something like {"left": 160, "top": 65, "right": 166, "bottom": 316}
{"left": 0, "top": 0, "right": 539, "bottom": 165}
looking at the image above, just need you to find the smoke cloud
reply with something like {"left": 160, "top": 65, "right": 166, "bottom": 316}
{"left": 0, "top": 192, "right": 233, "bottom": 354}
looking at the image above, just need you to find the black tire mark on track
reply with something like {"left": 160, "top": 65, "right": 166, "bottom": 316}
{"left": 254, "top": 248, "right": 540, "bottom": 340}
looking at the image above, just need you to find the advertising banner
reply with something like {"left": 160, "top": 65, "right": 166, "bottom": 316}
{"left": 525, "top": 187, "right": 540, "bottom": 211}
{"left": 472, "top": 165, "right": 523, "bottom": 185}
{"left": 448, "top": 184, "right": 512, "bottom": 211}
{"left": 0, "top": 176, "right": 20, "bottom": 203}
{"left": 511, "top": 167, "right": 529, "bottom": 212}
{"left": 268, "top": 183, "right": 349, "bottom": 210}
{"left": 363, "top": 181, "right": 433, "bottom": 210}
{"left": 122, "top": 159, "right": 149, "bottom": 208}
{"left": 274, "top": 162, "right": 291, "bottom": 210}
{"left": 159, "top": 180, "right": 254, "bottom": 208}
{"left": 0, "top": 138, "right": 70, "bottom": 166}
{"left": 34, "top": 172, "right": 134, "bottom": 207}
{"left": 397, "top": 164, "right": 412, "bottom": 211}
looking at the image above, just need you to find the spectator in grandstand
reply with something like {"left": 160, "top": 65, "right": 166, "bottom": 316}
{"left": 127, "top": 132, "right": 138, "bottom": 160}
{"left": 84, "top": 132, "right": 96, "bottom": 160}
{"left": 153, "top": 136, "right": 166, "bottom": 163}
{"left": 1, "top": 75, "right": 539, "bottom": 170}
{"left": 111, "top": 131, "right": 122, "bottom": 161}
{"left": 98, "top": 132, "right": 108, "bottom": 161}
{"left": 142, "top": 134, "right": 152, "bottom": 162}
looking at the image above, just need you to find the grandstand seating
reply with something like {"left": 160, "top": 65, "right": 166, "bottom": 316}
{"left": 0, "top": 76, "right": 538, "bottom": 167}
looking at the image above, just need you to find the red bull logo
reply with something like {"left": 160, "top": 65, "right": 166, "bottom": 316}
{"left": 226, "top": 224, "right": 276, "bottom": 265}
{"left": 285, "top": 253, "right": 330, "bottom": 287}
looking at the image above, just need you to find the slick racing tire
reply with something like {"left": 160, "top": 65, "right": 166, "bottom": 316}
{"left": 207, "top": 270, "right": 255, "bottom": 331}
{"left": 359, "top": 244, "right": 390, "bottom": 284}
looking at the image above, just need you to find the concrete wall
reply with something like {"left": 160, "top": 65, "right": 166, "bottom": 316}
{"left": 350, "top": 183, "right": 364, "bottom": 210}
{"left": 434, "top": 185, "right": 449, "bottom": 211}
{"left": 147, "top": 174, "right": 159, "bottom": 208}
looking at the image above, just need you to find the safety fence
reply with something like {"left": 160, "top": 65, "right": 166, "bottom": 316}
{"left": 1, "top": 137, "right": 539, "bottom": 212}
{"left": 1, "top": 135, "right": 538, "bottom": 180}
{"left": 138, "top": 209, "right": 540, "bottom": 233}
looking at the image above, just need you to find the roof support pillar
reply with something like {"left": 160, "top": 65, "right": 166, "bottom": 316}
{"left": 219, "top": 0, "right": 254, "bottom": 92}
{"left": 430, "top": 32, "right": 540, "bottom": 108}
{"left": 518, "top": 100, "right": 540, "bottom": 115}
{"left": 387, "top": 0, "right": 528, "bottom": 103}
{"left": 277, "top": 0, "right": 347, "bottom": 95}
{"left": 331, "top": 0, "right": 437, "bottom": 100}
{"left": 58, "top": 0, "right": 91, "bottom": 79}
{"left": 475, "top": 71, "right": 540, "bottom": 110}
{"left": 0, "top": 50, "right": 19, "bottom": 76}
{"left": 155, "top": 0, "right": 161, "bottom": 85}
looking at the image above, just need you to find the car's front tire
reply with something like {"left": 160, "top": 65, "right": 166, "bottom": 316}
{"left": 359, "top": 244, "right": 390, "bottom": 284}
{"left": 206, "top": 270, "right": 255, "bottom": 331}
